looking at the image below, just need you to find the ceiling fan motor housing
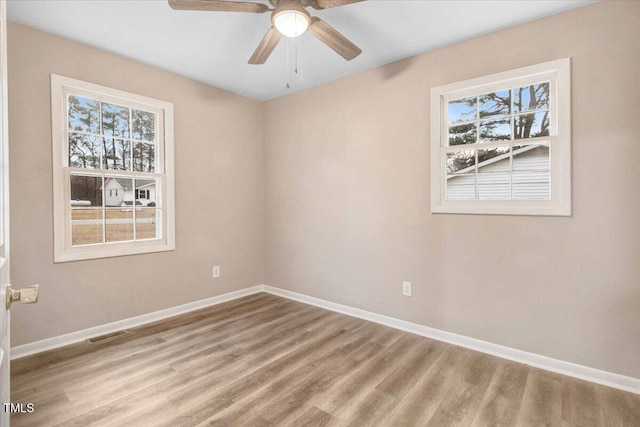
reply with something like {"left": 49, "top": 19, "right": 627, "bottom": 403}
{"left": 272, "top": 0, "right": 312, "bottom": 38}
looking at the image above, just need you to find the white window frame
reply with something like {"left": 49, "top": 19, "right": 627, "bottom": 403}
{"left": 51, "top": 74, "right": 175, "bottom": 262}
{"left": 430, "top": 58, "right": 571, "bottom": 216}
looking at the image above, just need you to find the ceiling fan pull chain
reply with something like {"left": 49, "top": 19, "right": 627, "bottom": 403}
{"left": 294, "top": 36, "right": 298, "bottom": 75}
{"left": 294, "top": 12, "right": 299, "bottom": 75}
{"left": 286, "top": 36, "right": 291, "bottom": 89}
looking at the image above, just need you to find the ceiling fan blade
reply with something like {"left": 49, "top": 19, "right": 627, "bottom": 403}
{"left": 308, "top": 17, "right": 362, "bottom": 61}
{"left": 249, "top": 26, "right": 282, "bottom": 64}
{"left": 168, "top": 0, "right": 270, "bottom": 13}
{"left": 311, "top": 0, "right": 364, "bottom": 10}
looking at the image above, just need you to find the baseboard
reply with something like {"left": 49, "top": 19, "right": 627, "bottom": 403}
{"left": 262, "top": 285, "right": 640, "bottom": 395}
{"left": 10, "top": 285, "right": 264, "bottom": 360}
{"left": 11, "top": 283, "right": 639, "bottom": 395}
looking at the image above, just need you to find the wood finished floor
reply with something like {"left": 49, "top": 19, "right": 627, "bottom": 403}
{"left": 10, "top": 293, "right": 640, "bottom": 426}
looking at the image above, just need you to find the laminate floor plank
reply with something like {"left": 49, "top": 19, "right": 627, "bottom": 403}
{"left": 597, "top": 384, "right": 640, "bottom": 427}
{"left": 9, "top": 293, "right": 640, "bottom": 427}
{"left": 470, "top": 359, "right": 529, "bottom": 426}
{"left": 289, "top": 406, "right": 337, "bottom": 427}
{"left": 11, "top": 292, "right": 273, "bottom": 377}
{"left": 374, "top": 338, "right": 448, "bottom": 400}
{"left": 374, "top": 345, "right": 461, "bottom": 426}
{"left": 168, "top": 312, "right": 353, "bottom": 408}
{"left": 12, "top": 294, "right": 287, "bottom": 392}
{"left": 88, "top": 312, "right": 356, "bottom": 427}
{"left": 168, "top": 304, "right": 322, "bottom": 373}
{"left": 56, "top": 311, "right": 345, "bottom": 427}
{"left": 339, "top": 388, "right": 396, "bottom": 427}
{"left": 314, "top": 333, "right": 418, "bottom": 419}
{"left": 179, "top": 317, "right": 370, "bottom": 426}
{"left": 217, "top": 325, "right": 387, "bottom": 427}
{"left": 516, "top": 368, "right": 564, "bottom": 426}
{"left": 425, "top": 350, "right": 498, "bottom": 426}
{"left": 561, "top": 377, "right": 603, "bottom": 426}
{"left": 23, "top": 297, "right": 306, "bottom": 426}
{"left": 15, "top": 297, "right": 303, "bottom": 416}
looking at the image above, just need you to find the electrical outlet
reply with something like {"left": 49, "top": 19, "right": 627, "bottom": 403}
{"left": 402, "top": 281, "right": 412, "bottom": 297}
{"left": 212, "top": 266, "right": 220, "bottom": 278}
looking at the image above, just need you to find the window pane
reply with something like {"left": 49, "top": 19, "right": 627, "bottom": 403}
{"left": 104, "top": 177, "right": 133, "bottom": 207}
{"left": 136, "top": 208, "right": 160, "bottom": 240}
{"left": 135, "top": 178, "right": 158, "bottom": 207}
{"left": 132, "top": 110, "right": 156, "bottom": 142}
{"left": 477, "top": 147, "right": 510, "bottom": 172}
{"left": 69, "top": 133, "right": 101, "bottom": 169}
{"left": 102, "top": 138, "right": 131, "bottom": 171}
{"left": 513, "top": 144, "right": 550, "bottom": 171}
{"left": 448, "top": 97, "right": 476, "bottom": 124}
{"left": 479, "top": 90, "right": 510, "bottom": 118}
{"left": 70, "top": 175, "right": 103, "bottom": 207}
{"left": 102, "top": 103, "right": 130, "bottom": 138}
{"left": 514, "top": 112, "right": 550, "bottom": 139}
{"left": 513, "top": 82, "right": 549, "bottom": 113}
{"left": 446, "top": 174, "right": 476, "bottom": 200}
{"left": 134, "top": 142, "right": 156, "bottom": 172}
{"left": 478, "top": 173, "right": 511, "bottom": 200}
{"left": 446, "top": 150, "right": 476, "bottom": 174}
{"left": 71, "top": 209, "right": 103, "bottom": 246}
{"left": 106, "top": 208, "right": 134, "bottom": 243}
{"left": 68, "top": 95, "right": 100, "bottom": 134}
{"left": 513, "top": 171, "right": 550, "bottom": 200}
{"left": 448, "top": 124, "right": 476, "bottom": 146}
{"left": 480, "top": 118, "right": 510, "bottom": 141}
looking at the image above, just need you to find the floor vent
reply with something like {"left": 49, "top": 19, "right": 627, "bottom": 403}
{"left": 86, "top": 330, "right": 129, "bottom": 344}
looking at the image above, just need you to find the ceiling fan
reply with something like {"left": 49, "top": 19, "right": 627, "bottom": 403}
{"left": 168, "top": 0, "right": 364, "bottom": 64}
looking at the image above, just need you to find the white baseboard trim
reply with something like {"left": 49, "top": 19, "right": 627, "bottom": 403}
{"left": 262, "top": 285, "right": 640, "bottom": 395}
{"left": 10, "top": 285, "right": 264, "bottom": 360}
{"left": 11, "top": 284, "right": 639, "bottom": 395}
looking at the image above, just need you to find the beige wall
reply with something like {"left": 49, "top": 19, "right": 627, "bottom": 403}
{"left": 8, "top": 23, "right": 264, "bottom": 346}
{"left": 264, "top": 1, "right": 640, "bottom": 379}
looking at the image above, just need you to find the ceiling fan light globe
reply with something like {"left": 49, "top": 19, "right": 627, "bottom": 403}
{"left": 274, "top": 10, "right": 309, "bottom": 38}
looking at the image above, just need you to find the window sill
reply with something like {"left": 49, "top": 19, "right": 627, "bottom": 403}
{"left": 54, "top": 240, "right": 175, "bottom": 263}
{"left": 431, "top": 201, "right": 571, "bottom": 217}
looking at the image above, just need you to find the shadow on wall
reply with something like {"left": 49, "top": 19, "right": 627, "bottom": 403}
{"left": 379, "top": 56, "right": 416, "bottom": 81}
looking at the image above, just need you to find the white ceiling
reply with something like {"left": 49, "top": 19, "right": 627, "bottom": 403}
{"left": 7, "top": 0, "right": 595, "bottom": 101}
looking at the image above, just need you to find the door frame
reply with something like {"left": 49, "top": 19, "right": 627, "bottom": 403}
{"left": 0, "top": 0, "right": 12, "bottom": 425}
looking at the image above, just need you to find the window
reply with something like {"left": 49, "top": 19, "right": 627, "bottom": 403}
{"left": 430, "top": 58, "right": 571, "bottom": 216}
{"left": 51, "top": 75, "right": 175, "bottom": 262}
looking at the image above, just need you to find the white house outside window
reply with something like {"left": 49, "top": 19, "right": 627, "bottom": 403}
{"left": 430, "top": 58, "right": 571, "bottom": 216}
{"left": 51, "top": 75, "right": 175, "bottom": 262}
